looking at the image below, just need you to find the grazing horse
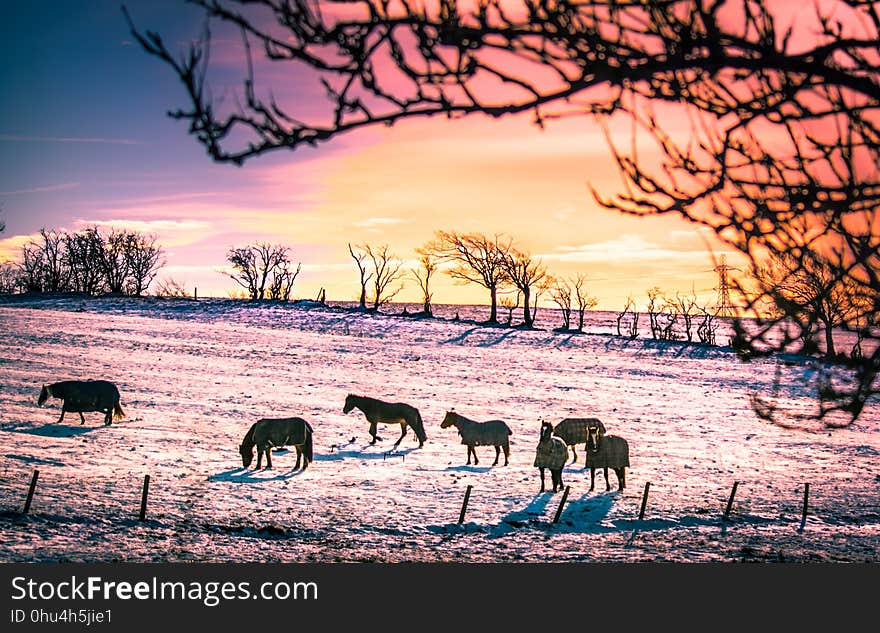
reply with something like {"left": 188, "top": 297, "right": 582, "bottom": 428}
{"left": 239, "top": 417, "right": 314, "bottom": 470}
{"left": 534, "top": 420, "right": 568, "bottom": 493}
{"left": 584, "top": 422, "right": 630, "bottom": 491}
{"left": 343, "top": 394, "right": 427, "bottom": 448}
{"left": 440, "top": 410, "right": 512, "bottom": 466}
{"left": 38, "top": 380, "right": 124, "bottom": 426}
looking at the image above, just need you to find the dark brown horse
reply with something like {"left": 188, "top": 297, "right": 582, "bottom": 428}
{"left": 239, "top": 417, "right": 314, "bottom": 470}
{"left": 38, "top": 380, "right": 125, "bottom": 426}
{"left": 343, "top": 394, "right": 426, "bottom": 448}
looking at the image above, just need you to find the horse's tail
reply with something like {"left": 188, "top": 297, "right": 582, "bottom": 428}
{"left": 414, "top": 409, "right": 427, "bottom": 443}
{"left": 303, "top": 424, "right": 314, "bottom": 467}
{"left": 113, "top": 401, "right": 125, "bottom": 420}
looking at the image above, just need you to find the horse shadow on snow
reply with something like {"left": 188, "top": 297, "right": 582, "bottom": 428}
{"left": 315, "top": 444, "right": 419, "bottom": 462}
{"left": 2, "top": 422, "right": 99, "bottom": 438}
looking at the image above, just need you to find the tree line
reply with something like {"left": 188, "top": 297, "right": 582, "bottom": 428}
{"left": 0, "top": 226, "right": 164, "bottom": 297}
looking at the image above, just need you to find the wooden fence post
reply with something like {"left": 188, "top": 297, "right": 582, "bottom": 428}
{"left": 23, "top": 470, "right": 39, "bottom": 515}
{"left": 638, "top": 482, "right": 651, "bottom": 520}
{"left": 801, "top": 482, "right": 810, "bottom": 527}
{"left": 724, "top": 481, "right": 739, "bottom": 520}
{"left": 139, "top": 475, "right": 150, "bottom": 521}
{"left": 552, "top": 486, "right": 571, "bottom": 524}
{"left": 458, "top": 485, "right": 473, "bottom": 524}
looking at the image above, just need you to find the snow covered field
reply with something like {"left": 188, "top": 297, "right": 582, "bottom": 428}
{"left": 0, "top": 297, "right": 878, "bottom": 562}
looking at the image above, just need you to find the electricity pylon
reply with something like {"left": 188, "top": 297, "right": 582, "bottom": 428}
{"left": 713, "top": 255, "right": 738, "bottom": 317}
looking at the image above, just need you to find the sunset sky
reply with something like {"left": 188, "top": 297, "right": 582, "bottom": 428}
{"left": 0, "top": 1, "right": 742, "bottom": 311}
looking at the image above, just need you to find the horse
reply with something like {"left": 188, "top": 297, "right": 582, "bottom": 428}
{"left": 440, "top": 410, "right": 512, "bottom": 466}
{"left": 552, "top": 417, "right": 607, "bottom": 463}
{"left": 239, "top": 417, "right": 314, "bottom": 470}
{"left": 37, "top": 380, "right": 125, "bottom": 426}
{"left": 534, "top": 420, "right": 568, "bottom": 493}
{"left": 343, "top": 394, "right": 427, "bottom": 448}
{"left": 584, "top": 421, "right": 629, "bottom": 491}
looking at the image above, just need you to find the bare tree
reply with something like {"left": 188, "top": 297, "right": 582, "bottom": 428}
{"left": 550, "top": 278, "right": 573, "bottom": 331}
{"left": 499, "top": 293, "right": 520, "bottom": 327}
{"left": 411, "top": 244, "right": 438, "bottom": 317}
{"left": 436, "top": 231, "right": 510, "bottom": 324}
{"left": 502, "top": 249, "right": 549, "bottom": 329}
{"left": 750, "top": 252, "right": 869, "bottom": 359}
{"left": 348, "top": 243, "right": 372, "bottom": 310}
{"left": 129, "top": 0, "right": 880, "bottom": 423}
{"left": 64, "top": 227, "right": 105, "bottom": 295}
{"left": 697, "top": 306, "right": 718, "bottom": 346}
{"left": 0, "top": 263, "right": 18, "bottom": 295}
{"left": 572, "top": 274, "right": 598, "bottom": 332}
{"left": 36, "top": 228, "right": 70, "bottom": 292}
{"left": 616, "top": 295, "right": 639, "bottom": 340}
{"left": 18, "top": 229, "right": 64, "bottom": 293}
{"left": 100, "top": 229, "right": 131, "bottom": 294}
{"left": 267, "top": 260, "right": 302, "bottom": 301}
{"left": 669, "top": 291, "right": 699, "bottom": 343}
{"left": 154, "top": 277, "right": 190, "bottom": 298}
{"left": 364, "top": 244, "right": 403, "bottom": 311}
{"left": 124, "top": 232, "right": 165, "bottom": 296}
{"left": 225, "top": 243, "right": 289, "bottom": 300}
{"left": 646, "top": 288, "right": 663, "bottom": 340}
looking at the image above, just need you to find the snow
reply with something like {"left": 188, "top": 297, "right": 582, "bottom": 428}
{"left": 0, "top": 296, "right": 878, "bottom": 562}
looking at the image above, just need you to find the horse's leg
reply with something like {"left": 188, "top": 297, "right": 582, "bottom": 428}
{"left": 368, "top": 420, "right": 378, "bottom": 444}
{"left": 265, "top": 447, "right": 272, "bottom": 470}
{"left": 604, "top": 466, "right": 611, "bottom": 491}
{"left": 589, "top": 468, "right": 596, "bottom": 492}
{"left": 472, "top": 446, "right": 479, "bottom": 465}
{"left": 557, "top": 468, "right": 564, "bottom": 492}
{"left": 503, "top": 443, "right": 509, "bottom": 466}
{"left": 539, "top": 467, "right": 546, "bottom": 493}
{"left": 57, "top": 407, "right": 65, "bottom": 423}
{"left": 294, "top": 447, "right": 302, "bottom": 470}
{"left": 393, "top": 422, "right": 407, "bottom": 447}
{"left": 79, "top": 411, "right": 86, "bottom": 425}
{"left": 256, "top": 449, "right": 263, "bottom": 470}
{"left": 492, "top": 446, "right": 500, "bottom": 466}
{"left": 466, "top": 446, "right": 472, "bottom": 465}
{"left": 104, "top": 408, "right": 112, "bottom": 426}
{"left": 617, "top": 467, "right": 626, "bottom": 491}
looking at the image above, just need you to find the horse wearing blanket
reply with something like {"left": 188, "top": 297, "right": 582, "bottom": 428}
{"left": 38, "top": 380, "right": 125, "bottom": 426}
{"left": 584, "top": 421, "right": 629, "bottom": 491}
{"left": 534, "top": 420, "right": 568, "bottom": 493}
{"left": 440, "top": 410, "right": 512, "bottom": 466}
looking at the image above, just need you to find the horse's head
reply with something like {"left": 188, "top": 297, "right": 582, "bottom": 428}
{"left": 37, "top": 384, "right": 50, "bottom": 407}
{"left": 239, "top": 443, "right": 254, "bottom": 468}
{"left": 343, "top": 394, "right": 356, "bottom": 414}
{"left": 539, "top": 420, "right": 554, "bottom": 441}
{"left": 440, "top": 410, "right": 457, "bottom": 428}
{"left": 586, "top": 423, "right": 603, "bottom": 453}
